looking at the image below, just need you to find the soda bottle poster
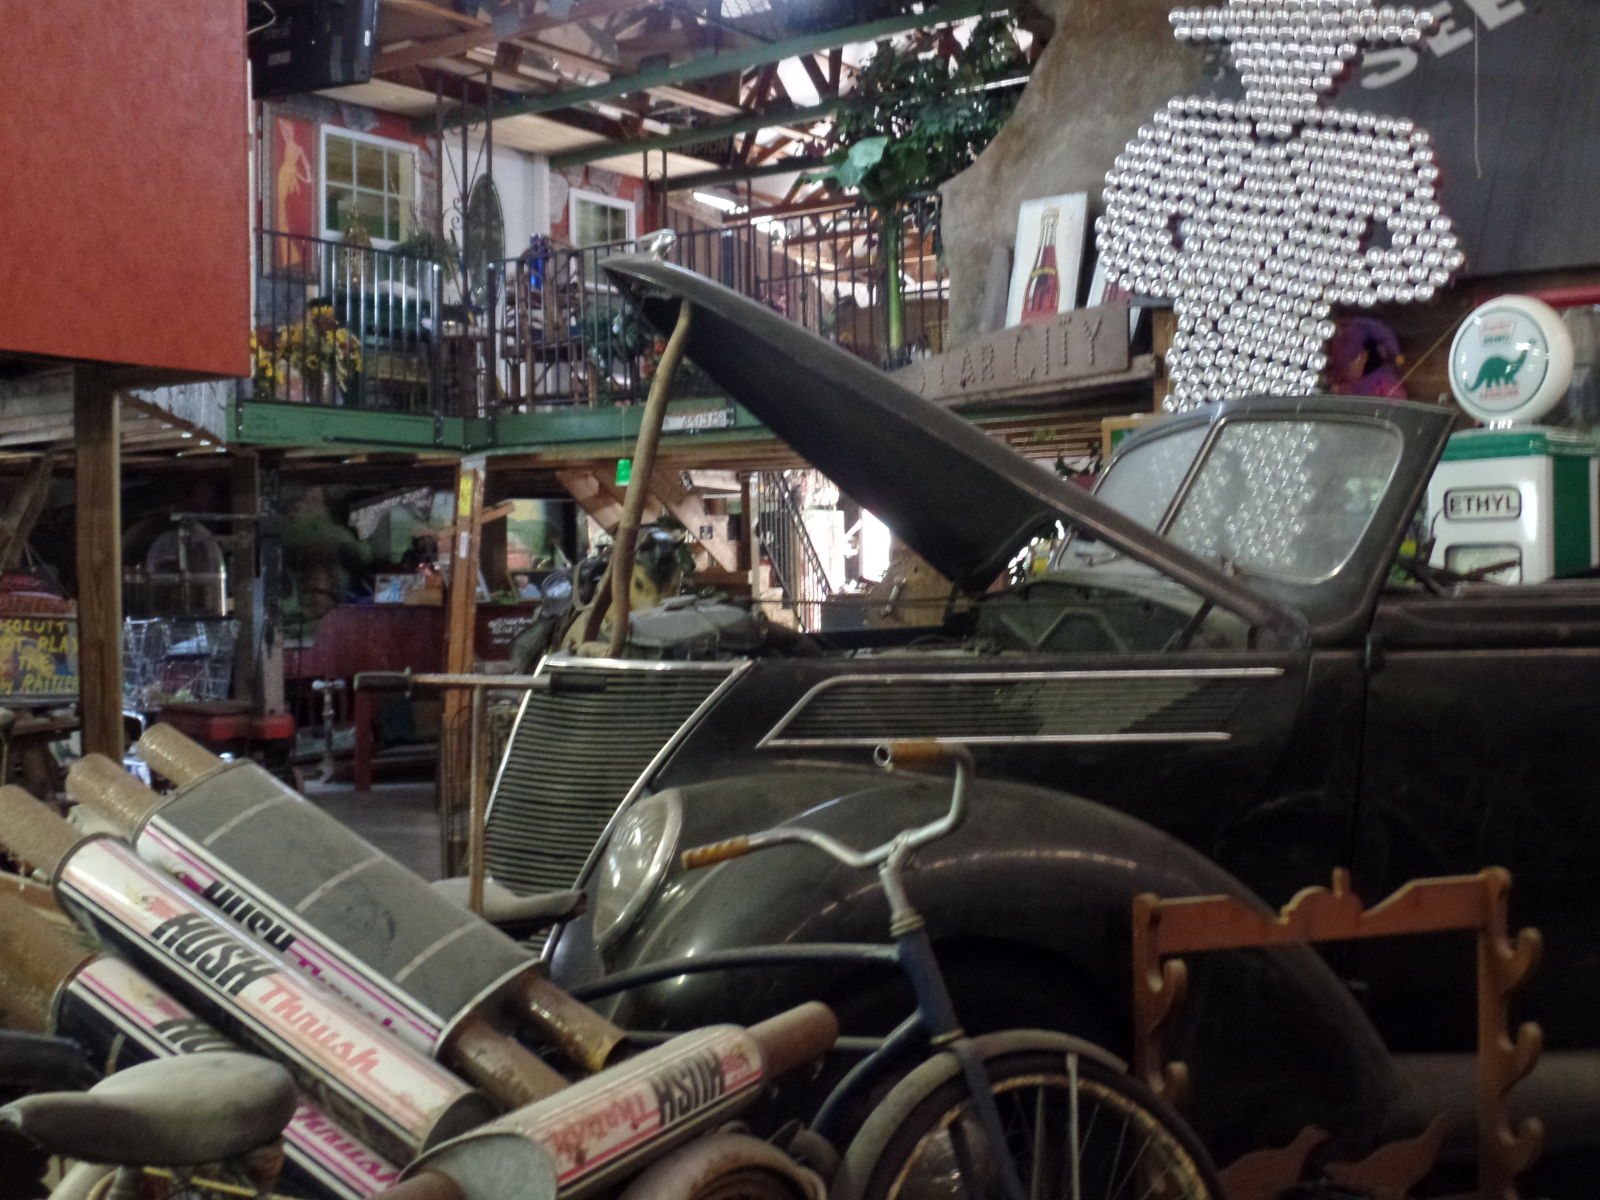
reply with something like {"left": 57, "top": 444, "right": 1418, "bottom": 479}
{"left": 1006, "top": 192, "right": 1088, "bottom": 328}
{"left": 0, "top": 616, "right": 79, "bottom": 702}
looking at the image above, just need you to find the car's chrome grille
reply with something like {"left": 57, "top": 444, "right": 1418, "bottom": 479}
{"left": 484, "top": 663, "right": 731, "bottom": 898}
{"left": 760, "top": 668, "right": 1280, "bottom": 747}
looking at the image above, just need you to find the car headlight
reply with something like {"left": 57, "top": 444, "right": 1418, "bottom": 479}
{"left": 592, "top": 792, "right": 682, "bottom": 947}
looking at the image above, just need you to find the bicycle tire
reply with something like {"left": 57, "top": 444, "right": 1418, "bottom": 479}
{"left": 836, "top": 1037, "right": 1220, "bottom": 1200}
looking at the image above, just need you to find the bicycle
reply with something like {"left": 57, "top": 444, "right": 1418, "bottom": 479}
{"left": 578, "top": 741, "right": 1221, "bottom": 1200}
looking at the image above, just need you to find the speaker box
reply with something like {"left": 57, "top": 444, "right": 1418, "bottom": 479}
{"left": 249, "top": 0, "right": 380, "bottom": 99}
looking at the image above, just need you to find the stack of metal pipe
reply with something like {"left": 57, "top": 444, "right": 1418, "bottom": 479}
{"left": 0, "top": 723, "right": 628, "bottom": 1198}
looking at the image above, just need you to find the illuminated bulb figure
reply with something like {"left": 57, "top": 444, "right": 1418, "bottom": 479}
{"left": 1097, "top": 1, "right": 1465, "bottom": 410}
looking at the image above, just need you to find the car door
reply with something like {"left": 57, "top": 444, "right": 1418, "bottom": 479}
{"left": 1356, "top": 582, "right": 1600, "bottom": 1051}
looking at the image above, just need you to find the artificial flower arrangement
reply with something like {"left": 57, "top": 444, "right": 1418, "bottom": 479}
{"left": 251, "top": 302, "right": 363, "bottom": 403}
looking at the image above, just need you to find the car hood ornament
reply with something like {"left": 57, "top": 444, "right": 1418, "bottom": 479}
{"left": 1096, "top": 1, "right": 1465, "bottom": 411}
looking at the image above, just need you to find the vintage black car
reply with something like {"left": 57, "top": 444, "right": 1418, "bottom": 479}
{"left": 484, "top": 259, "right": 1600, "bottom": 1163}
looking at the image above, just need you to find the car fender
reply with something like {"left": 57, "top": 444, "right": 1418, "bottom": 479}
{"left": 593, "top": 766, "right": 1396, "bottom": 1162}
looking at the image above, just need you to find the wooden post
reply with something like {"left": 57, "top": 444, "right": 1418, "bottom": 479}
{"left": 738, "top": 472, "right": 754, "bottom": 574}
{"left": 73, "top": 368, "right": 123, "bottom": 760}
{"left": 440, "top": 455, "right": 485, "bottom": 877}
{"left": 258, "top": 459, "right": 286, "bottom": 717}
{"left": 230, "top": 453, "right": 261, "bottom": 711}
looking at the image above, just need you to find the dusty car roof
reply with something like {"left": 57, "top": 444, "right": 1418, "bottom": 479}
{"left": 604, "top": 255, "right": 1409, "bottom": 640}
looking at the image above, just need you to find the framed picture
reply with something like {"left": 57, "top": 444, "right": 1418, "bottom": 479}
{"left": 1005, "top": 193, "right": 1089, "bottom": 328}
{"left": 1085, "top": 253, "right": 1146, "bottom": 339}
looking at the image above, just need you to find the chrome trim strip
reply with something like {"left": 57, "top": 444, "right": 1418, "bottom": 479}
{"left": 541, "top": 653, "right": 741, "bottom": 673}
{"left": 763, "top": 731, "right": 1234, "bottom": 748}
{"left": 757, "top": 666, "right": 1285, "bottom": 749}
{"left": 541, "top": 658, "right": 752, "bottom": 960}
{"left": 483, "top": 678, "right": 540, "bottom": 833}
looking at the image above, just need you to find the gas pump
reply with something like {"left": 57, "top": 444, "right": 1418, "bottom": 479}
{"left": 1426, "top": 293, "right": 1595, "bottom": 583}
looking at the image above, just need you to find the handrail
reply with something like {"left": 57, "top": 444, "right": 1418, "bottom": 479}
{"left": 755, "top": 471, "right": 834, "bottom": 631}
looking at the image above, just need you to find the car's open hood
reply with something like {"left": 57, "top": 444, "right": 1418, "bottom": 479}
{"left": 605, "top": 256, "right": 1309, "bottom": 639}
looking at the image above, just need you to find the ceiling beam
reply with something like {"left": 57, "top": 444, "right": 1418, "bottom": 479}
{"left": 547, "top": 98, "right": 840, "bottom": 167}
{"left": 799, "top": 53, "right": 832, "bottom": 97}
{"left": 376, "top": 0, "right": 655, "bottom": 75}
{"left": 382, "top": 0, "right": 485, "bottom": 28}
{"left": 431, "top": 0, "right": 996, "bottom": 130}
{"left": 737, "top": 63, "right": 779, "bottom": 161}
{"left": 515, "top": 37, "right": 790, "bottom": 126}
{"left": 663, "top": 152, "right": 841, "bottom": 190}
{"left": 652, "top": 84, "right": 741, "bottom": 115}
{"left": 408, "top": 65, "right": 634, "bottom": 139}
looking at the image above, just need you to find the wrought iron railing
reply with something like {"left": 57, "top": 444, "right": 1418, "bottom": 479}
{"left": 754, "top": 471, "right": 835, "bottom": 631}
{"left": 491, "top": 195, "right": 947, "bottom": 410}
{"left": 250, "top": 230, "right": 457, "bottom": 415}
{"left": 244, "top": 197, "right": 947, "bottom": 418}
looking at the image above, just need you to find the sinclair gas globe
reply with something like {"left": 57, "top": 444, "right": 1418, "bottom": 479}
{"left": 1427, "top": 294, "right": 1593, "bottom": 583}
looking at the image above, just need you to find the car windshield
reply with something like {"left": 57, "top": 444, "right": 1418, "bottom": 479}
{"left": 1058, "top": 417, "right": 1403, "bottom": 585}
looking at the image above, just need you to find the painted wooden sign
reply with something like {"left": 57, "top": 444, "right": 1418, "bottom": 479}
{"left": 1, "top": 615, "right": 78, "bottom": 702}
{"left": 891, "top": 306, "right": 1131, "bottom": 404}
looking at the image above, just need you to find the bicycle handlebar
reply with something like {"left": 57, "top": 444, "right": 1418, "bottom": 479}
{"left": 680, "top": 835, "right": 752, "bottom": 870}
{"left": 872, "top": 739, "right": 957, "bottom": 769}
{"left": 680, "top": 742, "right": 974, "bottom": 874}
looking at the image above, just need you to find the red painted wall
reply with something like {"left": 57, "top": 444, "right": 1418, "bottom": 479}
{"left": 0, "top": 3, "right": 250, "bottom": 379}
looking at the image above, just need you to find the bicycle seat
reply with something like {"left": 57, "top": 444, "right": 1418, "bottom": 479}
{"left": 0, "top": 1052, "right": 296, "bottom": 1167}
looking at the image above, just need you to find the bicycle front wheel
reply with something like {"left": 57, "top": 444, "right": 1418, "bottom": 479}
{"left": 838, "top": 1043, "right": 1218, "bottom": 1200}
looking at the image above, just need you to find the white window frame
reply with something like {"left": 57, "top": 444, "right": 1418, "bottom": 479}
{"left": 569, "top": 188, "right": 636, "bottom": 248}
{"left": 319, "top": 125, "right": 416, "bottom": 248}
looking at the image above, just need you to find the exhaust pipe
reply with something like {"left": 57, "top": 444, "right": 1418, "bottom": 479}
{"left": 72, "top": 729, "right": 626, "bottom": 1077}
{"left": 405, "top": 1003, "right": 839, "bottom": 1200}
{"left": 0, "top": 785, "right": 494, "bottom": 1166}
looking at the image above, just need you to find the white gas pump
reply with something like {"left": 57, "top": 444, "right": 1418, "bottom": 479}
{"left": 1426, "top": 294, "right": 1594, "bottom": 583}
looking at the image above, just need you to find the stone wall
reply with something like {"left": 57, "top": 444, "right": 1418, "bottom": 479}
{"left": 941, "top": 0, "right": 1207, "bottom": 345}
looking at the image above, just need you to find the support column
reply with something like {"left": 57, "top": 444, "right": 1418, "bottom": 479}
{"left": 439, "top": 454, "right": 486, "bottom": 875}
{"left": 230, "top": 453, "right": 261, "bottom": 711}
{"left": 73, "top": 368, "right": 123, "bottom": 759}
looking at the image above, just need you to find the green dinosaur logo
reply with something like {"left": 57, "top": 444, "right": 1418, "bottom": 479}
{"left": 1467, "top": 349, "right": 1530, "bottom": 392}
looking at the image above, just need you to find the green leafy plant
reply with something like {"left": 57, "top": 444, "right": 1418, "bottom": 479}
{"left": 813, "top": 16, "right": 1025, "bottom": 354}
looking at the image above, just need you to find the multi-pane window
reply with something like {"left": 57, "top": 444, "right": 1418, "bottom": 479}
{"left": 322, "top": 129, "right": 412, "bottom": 243}
{"left": 571, "top": 191, "right": 634, "bottom": 248}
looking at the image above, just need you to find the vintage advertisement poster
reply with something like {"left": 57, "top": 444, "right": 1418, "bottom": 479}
{"left": 274, "top": 114, "right": 318, "bottom": 272}
{"left": 0, "top": 615, "right": 78, "bottom": 702}
{"left": 1005, "top": 193, "right": 1088, "bottom": 328}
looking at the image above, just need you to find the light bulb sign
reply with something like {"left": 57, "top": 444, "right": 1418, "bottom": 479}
{"left": 1448, "top": 295, "right": 1574, "bottom": 426}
